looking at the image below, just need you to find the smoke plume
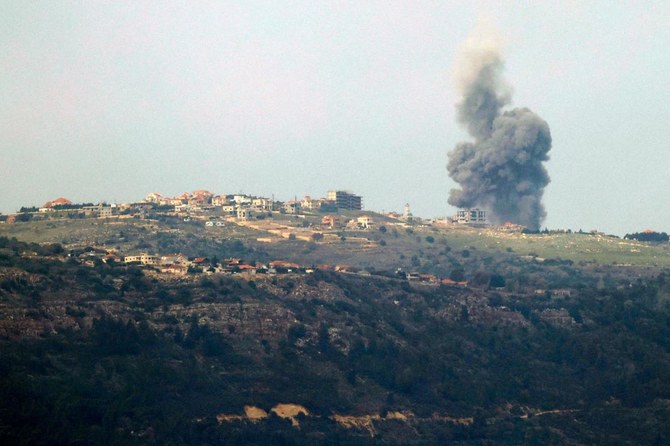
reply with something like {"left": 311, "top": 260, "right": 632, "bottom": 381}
{"left": 447, "top": 25, "right": 551, "bottom": 230}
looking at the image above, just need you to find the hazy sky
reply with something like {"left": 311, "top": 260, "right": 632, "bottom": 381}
{"left": 1, "top": 1, "right": 669, "bottom": 235}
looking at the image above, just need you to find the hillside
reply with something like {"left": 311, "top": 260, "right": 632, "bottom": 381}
{"left": 1, "top": 217, "right": 670, "bottom": 444}
{"left": 2, "top": 213, "right": 670, "bottom": 272}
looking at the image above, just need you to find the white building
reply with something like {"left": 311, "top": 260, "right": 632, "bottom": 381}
{"left": 233, "top": 195, "right": 252, "bottom": 205}
{"left": 251, "top": 197, "right": 272, "bottom": 211}
{"left": 236, "top": 207, "right": 252, "bottom": 220}
{"left": 124, "top": 253, "right": 160, "bottom": 265}
{"left": 357, "top": 215, "right": 375, "bottom": 229}
{"left": 454, "top": 208, "right": 487, "bottom": 224}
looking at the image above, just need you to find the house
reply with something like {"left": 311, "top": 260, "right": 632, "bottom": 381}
{"left": 301, "top": 196, "right": 313, "bottom": 209}
{"left": 551, "top": 289, "right": 573, "bottom": 298}
{"left": 269, "top": 260, "right": 301, "bottom": 271}
{"left": 498, "top": 222, "right": 525, "bottom": 232}
{"left": 124, "top": 253, "right": 159, "bottom": 265}
{"left": 441, "top": 278, "right": 467, "bottom": 286}
{"left": 540, "top": 308, "right": 576, "bottom": 327}
{"left": 175, "top": 204, "right": 195, "bottom": 213}
{"left": 300, "top": 196, "right": 324, "bottom": 210}
{"left": 43, "top": 197, "right": 72, "bottom": 208}
{"left": 251, "top": 197, "right": 272, "bottom": 211}
{"left": 103, "top": 253, "right": 123, "bottom": 264}
{"left": 161, "top": 264, "right": 188, "bottom": 275}
{"left": 212, "top": 195, "right": 230, "bottom": 206}
{"left": 236, "top": 207, "right": 252, "bottom": 220}
{"left": 144, "top": 192, "right": 163, "bottom": 203}
{"left": 99, "top": 206, "right": 113, "bottom": 218}
{"left": 233, "top": 195, "right": 252, "bottom": 205}
{"left": 283, "top": 200, "right": 300, "bottom": 214}
{"left": 161, "top": 254, "right": 188, "bottom": 265}
{"left": 83, "top": 204, "right": 114, "bottom": 218}
{"left": 357, "top": 215, "right": 375, "bottom": 229}
{"left": 237, "top": 264, "right": 258, "bottom": 275}
{"left": 175, "top": 192, "right": 191, "bottom": 202}
{"left": 193, "top": 257, "right": 213, "bottom": 270}
{"left": 190, "top": 190, "right": 213, "bottom": 206}
{"left": 345, "top": 219, "right": 359, "bottom": 230}
{"left": 454, "top": 208, "right": 487, "bottom": 224}
{"left": 419, "top": 274, "right": 439, "bottom": 283}
{"left": 321, "top": 215, "right": 341, "bottom": 228}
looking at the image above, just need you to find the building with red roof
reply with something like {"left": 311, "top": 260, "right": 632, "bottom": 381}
{"left": 43, "top": 197, "right": 72, "bottom": 208}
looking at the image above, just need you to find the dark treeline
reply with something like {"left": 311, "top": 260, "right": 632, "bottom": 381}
{"left": 1, "top": 251, "right": 670, "bottom": 444}
{"left": 625, "top": 231, "right": 669, "bottom": 243}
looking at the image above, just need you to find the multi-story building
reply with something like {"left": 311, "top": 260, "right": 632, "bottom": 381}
{"left": 124, "top": 253, "right": 160, "bottom": 265}
{"left": 454, "top": 208, "right": 487, "bottom": 224}
{"left": 327, "top": 190, "right": 362, "bottom": 211}
{"left": 82, "top": 204, "right": 114, "bottom": 218}
{"left": 283, "top": 200, "right": 300, "bottom": 214}
{"left": 251, "top": 197, "right": 272, "bottom": 211}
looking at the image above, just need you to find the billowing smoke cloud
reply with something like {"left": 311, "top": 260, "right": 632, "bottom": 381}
{"left": 447, "top": 25, "right": 551, "bottom": 230}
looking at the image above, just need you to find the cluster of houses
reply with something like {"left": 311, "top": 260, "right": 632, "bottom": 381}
{"left": 70, "top": 245, "right": 469, "bottom": 287}
{"left": 72, "top": 248, "right": 308, "bottom": 276}
{"left": 321, "top": 214, "right": 376, "bottom": 230}
{"left": 1, "top": 189, "right": 366, "bottom": 224}
{"left": 143, "top": 189, "right": 363, "bottom": 220}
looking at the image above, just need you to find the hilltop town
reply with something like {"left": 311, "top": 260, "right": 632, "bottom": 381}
{"left": 1, "top": 189, "right": 476, "bottom": 285}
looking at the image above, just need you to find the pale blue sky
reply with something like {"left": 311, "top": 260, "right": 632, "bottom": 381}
{"left": 1, "top": 1, "right": 669, "bottom": 235}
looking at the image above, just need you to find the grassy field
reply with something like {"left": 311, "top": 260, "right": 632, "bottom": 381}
{"left": 427, "top": 226, "right": 670, "bottom": 267}
{"left": 2, "top": 215, "right": 670, "bottom": 268}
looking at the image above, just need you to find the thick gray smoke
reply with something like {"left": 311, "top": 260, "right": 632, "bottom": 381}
{"left": 447, "top": 28, "right": 551, "bottom": 230}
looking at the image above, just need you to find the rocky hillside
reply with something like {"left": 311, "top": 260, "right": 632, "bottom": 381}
{"left": 2, "top": 236, "right": 670, "bottom": 444}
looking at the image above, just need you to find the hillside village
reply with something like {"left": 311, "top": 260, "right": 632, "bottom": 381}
{"left": 4, "top": 189, "right": 475, "bottom": 287}
{"left": 3, "top": 189, "right": 669, "bottom": 293}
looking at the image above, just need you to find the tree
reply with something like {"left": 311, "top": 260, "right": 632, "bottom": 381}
{"left": 489, "top": 274, "right": 506, "bottom": 288}
{"left": 449, "top": 268, "right": 466, "bottom": 282}
{"left": 471, "top": 271, "right": 491, "bottom": 288}
{"left": 311, "top": 233, "right": 324, "bottom": 242}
